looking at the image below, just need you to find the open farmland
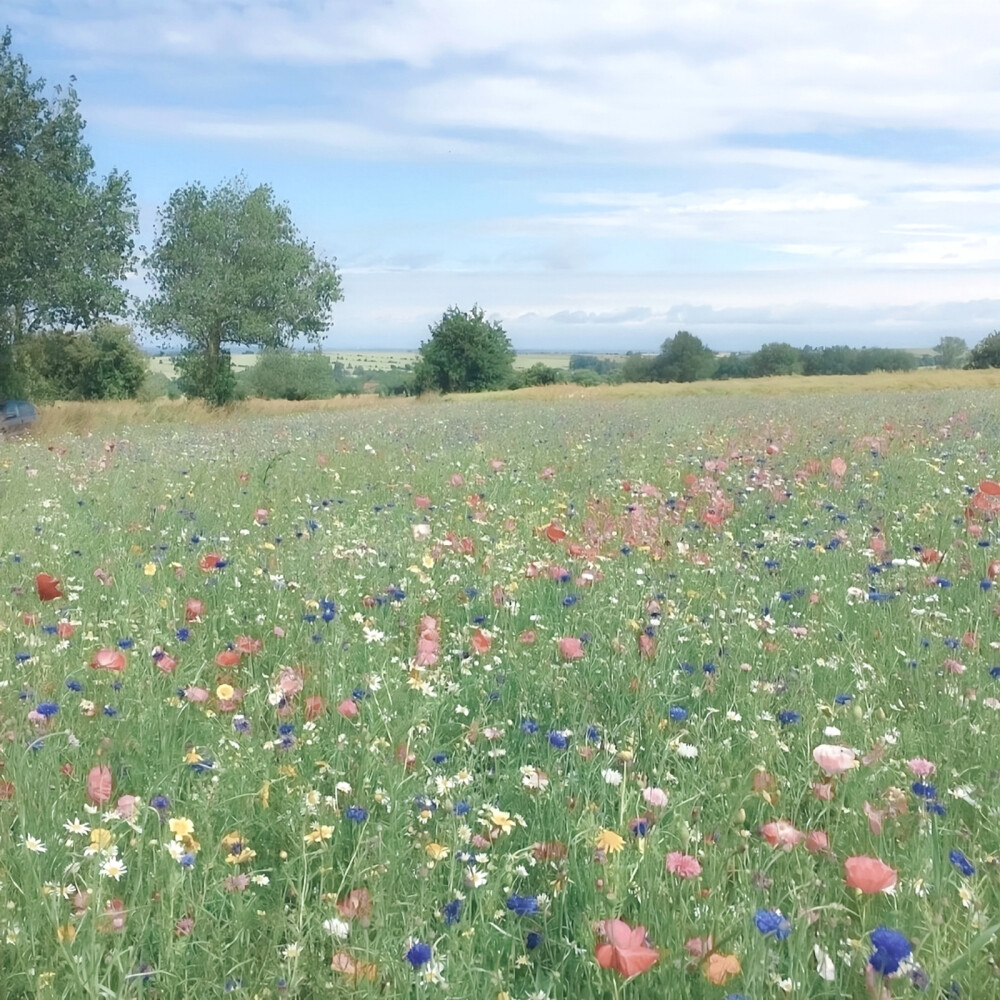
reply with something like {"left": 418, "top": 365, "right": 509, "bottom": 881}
{"left": 145, "top": 351, "right": 626, "bottom": 380}
{"left": 4, "top": 383, "right": 1000, "bottom": 998}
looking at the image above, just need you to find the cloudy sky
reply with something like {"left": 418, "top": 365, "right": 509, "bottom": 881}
{"left": 8, "top": 0, "right": 1000, "bottom": 352}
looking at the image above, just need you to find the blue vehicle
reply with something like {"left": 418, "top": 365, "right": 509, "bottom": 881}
{"left": 1, "top": 399, "right": 38, "bottom": 434}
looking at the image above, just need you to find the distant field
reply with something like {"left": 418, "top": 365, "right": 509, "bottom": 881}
{"left": 145, "top": 350, "right": 627, "bottom": 378}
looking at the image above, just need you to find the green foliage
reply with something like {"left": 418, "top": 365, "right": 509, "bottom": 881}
{"left": 569, "top": 353, "right": 620, "bottom": 376}
{"left": 965, "top": 332, "right": 1000, "bottom": 369}
{"left": 520, "top": 362, "right": 560, "bottom": 387}
{"left": 933, "top": 336, "right": 967, "bottom": 369}
{"left": 748, "top": 341, "right": 803, "bottom": 377}
{"left": 12, "top": 323, "right": 147, "bottom": 401}
{"left": 141, "top": 177, "right": 342, "bottom": 404}
{"left": 712, "top": 353, "right": 753, "bottom": 379}
{"left": 241, "top": 348, "right": 336, "bottom": 400}
{"left": 0, "top": 29, "right": 138, "bottom": 397}
{"left": 136, "top": 370, "right": 180, "bottom": 402}
{"left": 174, "top": 347, "right": 241, "bottom": 406}
{"left": 800, "top": 345, "right": 916, "bottom": 375}
{"left": 414, "top": 305, "right": 515, "bottom": 393}
{"left": 650, "top": 331, "right": 717, "bottom": 382}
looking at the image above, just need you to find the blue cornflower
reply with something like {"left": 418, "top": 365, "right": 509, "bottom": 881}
{"left": 441, "top": 898, "right": 463, "bottom": 925}
{"left": 925, "top": 800, "right": 947, "bottom": 816}
{"left": 911, "top": 781, "right": 937, "bottom": 800}
{"left": 190, "top": 758, "right": 214, "bottom": 773}
{"left": 277, "top": 723, "right": 295, "bottom": 736}
{"left": 506, "top": 894, "right": 539, "bottom": 917}
{"left": 778, "top": 710, "right": 801, "bottom": 726}
{"left": 41, "top": 624, "right": 58, "bottom": 635}
{"left": 65, "top": 678, "right": 83, "bottom": 692}
{"left": 586, "top": 726, "right": 601, "bottom": 742}
{"left": 981, "top": 580, "right": 993, "bottom": 591}
{"left": 103, "top": 705, "right": 117, "bottom": 717}
{"left": 224, "top": 978, "right": 243, "bottom": 992}
{"left": 834, "top": 693, "right": 853, "bottom": 705}
{"left": 180, "top": 852, "right": 196, "bottom": 868}
{"left": 949, "top": 849, "right": 976, "bottom": 877}
{"left": 175, "top": 628, "right": 190, "bottom": 642}
{"left": 562, "top": 594, "right": 579, "bottom": 607}
{"left": 869, "top": 926, "right": 912, "bottom": 975}
{"left": 547, "top": 730, "right": 568, "bottom": 749}
{"left": 14, "top": 652, "right": 31, "bottom": 663}
{"left": 520, "top": 718, "right": 539, "bottom": 734}
{"left": 233, "top": 715, "right": 251, "bottom": 733}
{"left": 669, "top": 706, "right": 688, "bottom": 722}
{"left": 990, "top": 667, "right": 1000, "bottom": 679}
{"left": 454, "top": 801, "right": 470, "bottom": 817}
{"left": 405, "top": 941, "right": 432, "bottom": 968}
{"left": 345, "top": 805, "right": 368, "bottom": 823}
{"left": 36, "top": 702, "right": 59, "bottom": 717}
{"left": 755, "top": 909, "right": 792, "bottom": 940}
{"left": 944, "top": 637, "right": 960, "bottom": 649}
{"left": 277, "top": 735, "right": 296, "bottom": 750}
{"left": 117, "top": 638, "right": 134, "bottom": 650}
{"left": 526, "top": 931, "right": 543, "bottom": 950}
{"left": 432, "top": 752, "right": 448, "bottom": 764}
{"left": 150, "top": 794, "right": 170, "bottom": 813}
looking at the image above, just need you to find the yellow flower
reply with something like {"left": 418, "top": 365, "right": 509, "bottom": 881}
{"left": 215, "top": 683, "right": 234, "bottom": 701}
{"left": 596, "top": 828, "right": 625, "bottom": 854}
{"left": 56, "top": 923, "right": 76, "bottom": 943}
{"left": 143, "top": 562, "right": 156, "bottom": 576}
{"left": 221, "top": 830, "right": 256, "bottom": 864}
{"left": 485, "top": 808, "right": 514, "bottom": 835}
{"left": 169, "top": 817, "right": 195, "bottom": 839}
{"left": 89, "top": 828, "right": 114, "bottom": 851}
{"left": 304, "top": 825, "right": 334, "bottom": 844}
{"left": 258, "top": 781, "right": 270, "bottom": 809}
{"left": 422, "top": 554, "right": 435, "bottom": 568}
{"left": 425, "top": 842, "right": 449, "bottom": 861}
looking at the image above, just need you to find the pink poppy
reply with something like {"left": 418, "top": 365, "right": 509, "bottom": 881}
{"left": 907, "top": 757, "right": 936, "bottom": 777}
{"left": 805, "top": 830, "right": 830, "bottom": 854}
{"left": 336, "top": 888, "right": 373, "bottom": 926}
{"left": 642, "top": 787, "right": 668, "bottom": 808}
{"left": 519, "top": 629, "right": 538, "bottom": 645}
{"left": 594, "top": 918, "right": 659, "bottom": 978}
{"left": 56, "top": 621, "right": 75, "bottom": 639}
{"left": 90, "top": 648, "right": 126, "bottom": 672}
{"left": 759, "top": 820, "right": 806, "bottom": 850}
{"left": 665, "top": 851, "right": 702, "bottom": 878}
{"left": 558, "top": 637, "right": 585, "bottom": 661}
{"left": 185, "top": 686, "right": 210, "bottom": 703}
{"left": 153, "top": 650, "right": 178, "bottom": 674}
{"left": 115, "top": 795, "right": 138, "bottom": 818}
{"left": 812, "top": 744, "right": 857, "bottom": 776}
{"left": 470, "top": 628, "right": 492, "bottom": 655}
{"left": 844, "top": 855, "right": 897, "bottom": 894}
{"left": 278, "top": 668, "right": 305, "bottom": 696}
{"left": 811, "top": 781, "right": 836, "bottom": 801}
{"left": 337, "top": 698, "right": 359, "bottom": 719}
{"left": 305, "top": 695, "right": 327, "bottom": 721}
{"left": 86, "top": 764, "right": 113, "bottom": 805}
{"left": 185, "top": 598, "right": 206, "bottom": 622}
{"left": 234, "top": 635, "right": 262, "bottom": 656}
{"left": 831, "top": 456, "right": 847, "bottom": 477}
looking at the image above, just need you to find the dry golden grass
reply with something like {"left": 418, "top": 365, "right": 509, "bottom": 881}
{"left": 25, "top": 368, "right": 1000, "bottom": 437}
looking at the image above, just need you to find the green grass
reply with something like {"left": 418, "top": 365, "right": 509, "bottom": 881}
{"left": 2, "top": 385, "right": 1000, "bottom": 997}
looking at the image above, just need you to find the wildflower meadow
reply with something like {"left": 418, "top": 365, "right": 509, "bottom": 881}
{"left": 4, "top": 386, "right": 1000, "bottom": 999}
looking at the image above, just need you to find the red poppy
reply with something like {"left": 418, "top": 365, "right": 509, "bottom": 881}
{"left": 215, "top": 649, "right": 241, "bottom": 668}
{"left": 470, "top": 628, "right": 492, "bottom": 655}
{"left": 305, "top": 695, "right": 327, "bottom": 721}
{"left": 35, "top": 573, "right": 62, "bottom": 601}
{"left": 56, "top": 621, "right": 75, "bottom": 639}
{"left": 198, "top": 552, "right": 225, "bottom": 572}
{"left": 844, "top": 855, "right": 897, "bottom": 894}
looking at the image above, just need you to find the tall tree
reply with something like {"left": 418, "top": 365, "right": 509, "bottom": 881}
{"left": 141, "top": 178, "right": 342, "bottom": 404}
{"left": 0, "top": 28, "right": 138, "bottom": 396}
{"left": 650, "top": 331, "right": 717, "bottom": 382}
{"left": 414, "top": 305, "right": 515, "bottom": 393}
{"left": 933, "top": 336, "right": 967, "bottom": 369}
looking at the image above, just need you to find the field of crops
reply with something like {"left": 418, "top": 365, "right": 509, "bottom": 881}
{"left": 4, "top": 385, "right": 1000, "bottom": 998}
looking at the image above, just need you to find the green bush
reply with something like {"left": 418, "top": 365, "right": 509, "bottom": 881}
{"left": 242, "top": 348, "right": 335, "bottom": 400}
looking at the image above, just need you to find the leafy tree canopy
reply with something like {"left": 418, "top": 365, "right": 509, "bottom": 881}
{"left": 934, "top": 336, "right": 967, "bottom": 369}
{"left": 141, "top": 177, "right": 342, "bottom": 404}
{"left": 414, "top": 305, "right": 515, "bottom": 393}
{"left": 650, "top": 331, "right": 717, "bottom": 382}
{"left": 0, "top": 28, "right": 138, "bottom": 396}
{"left": 966, "top": 331, "right": 1000, "bottom": 370}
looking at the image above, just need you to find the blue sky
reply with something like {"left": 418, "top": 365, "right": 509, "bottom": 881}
{"left": 8, "top": 0, "right": 1000, "bottom": 352}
